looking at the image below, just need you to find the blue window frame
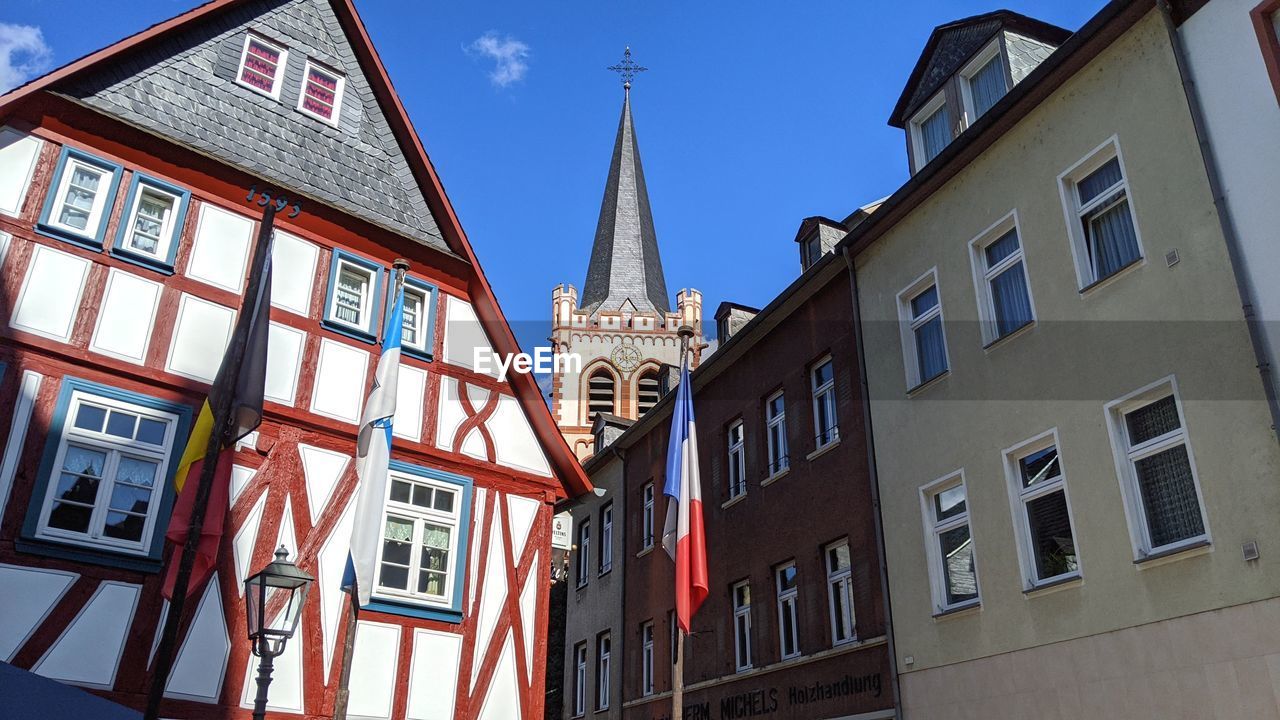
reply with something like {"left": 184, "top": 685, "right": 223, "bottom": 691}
{"left": 110, "top": 173, "right": 191, "bottom": 273}
{"left": 388, "top": 275, "right": 438, "bottom": 361}
{"left": 19, "top": 377, "right": 193, "bottom": 572}
{"left": 323, "top": 248, "right": 385, "bottom": 343}
{"left": 37, "top": 146, "right": 124, "bottom": 250}
{"left": 363, "top": 460, "right": 474, "bottom": 623}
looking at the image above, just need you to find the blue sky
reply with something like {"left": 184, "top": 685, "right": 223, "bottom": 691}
{"left": 2, "top": 0, "right": 1101, "bottom": 354}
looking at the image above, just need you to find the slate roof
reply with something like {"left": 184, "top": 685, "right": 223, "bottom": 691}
{"left": 56, "top": 0, "right": 445, "bottom": 251}
{"left": 889, "top": 10, "right": 1071, "bottom": 128}
{"left": 579, "top": 92, "right": 671, "bottom": 316}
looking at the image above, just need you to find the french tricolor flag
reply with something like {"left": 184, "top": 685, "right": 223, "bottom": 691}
{"left": 661, "top": 359, "right": 709, "bottom": 633}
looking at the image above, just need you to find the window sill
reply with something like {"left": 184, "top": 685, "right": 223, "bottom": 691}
{"left": 363, "top": 597, "right": 463, "bottom": 623}
{"left": 321, "top": 318, "right": 378, "bottom": 345}
{"left": 636, "top": 545, "right": 654, "bottom": 559}
{"left": 761, "top": 467, "right": 790, "bottom": 487}
{"left": 1135, "top": 538, "right": 1211, "bottom": 569}
{"left": 906, "top": 371, "right": 950, "bottom": 398}
{"left": 1023, "top": 573, "right": 1082, "bottom": 598}
{"left": 931, "top": 599, "right": 981, "bottom": 621}
{"left": 1078, "top": 256, "right": 1144, "bottom": 297}
{"left": 575, "top": 582, "right": 589, "bottom": 592}
{"left": 16, "top": 537, "right": 161, "bottom": 574}
{"left": 109, "top": 246, "right": 176, "bottom": 276}
{"left": 721, "top": 493, "right": 747, "bottom": 510}
{"left": 982, "top": 320, "right": 1035, "bottom": 352}
{"left": 805, "top": 440, "right": 840, "bottom": 462}
{"left": 598, "top": 567, "right": 612, "bottom": 578}
{"left": 35, "top": 224, "right": 105, "bottom": 253}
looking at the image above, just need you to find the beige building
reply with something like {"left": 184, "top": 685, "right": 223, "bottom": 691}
{"left": 843, "top": 2, "right": 1280, "bottom": 717}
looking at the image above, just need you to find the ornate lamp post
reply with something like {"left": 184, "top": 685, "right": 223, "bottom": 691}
{"left": 244, "top": 545, "right": 314, "bottom": 720}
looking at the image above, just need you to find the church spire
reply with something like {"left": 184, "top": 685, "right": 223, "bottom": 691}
{"left": 581, "top": 49, "right": 670, "bottom": 315}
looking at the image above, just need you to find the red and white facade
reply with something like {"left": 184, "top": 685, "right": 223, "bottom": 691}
{"left": 0, "top": 1, "right": 590, "bottom": 718}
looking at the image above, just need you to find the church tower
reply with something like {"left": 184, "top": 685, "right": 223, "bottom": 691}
{"left": 551, "top": 50, "right": 703, "bottom": 459}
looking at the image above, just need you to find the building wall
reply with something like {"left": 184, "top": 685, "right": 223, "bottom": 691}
{"left": 1179, "top": 0, "right": 1280, "bottom": 395}
{"left": 620, "top": 273, "right": 894, "bottom": 720}
{"left": 561, "top": 454, "right": 625, "bottom": 719}
{"left": 0, "top": 89, "right": 560, "bottom": 719}
{"left": 855, "top": 4, "right": 1280, "bottom": 697}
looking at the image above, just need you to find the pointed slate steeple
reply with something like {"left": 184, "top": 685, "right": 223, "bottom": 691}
{"left": 579, "top": 91, "right": 671, "bottom": 316}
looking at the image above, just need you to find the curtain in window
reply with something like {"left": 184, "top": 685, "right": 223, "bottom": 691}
{"left": 1088, "top": 198, "right": 1140, "bottom": 279}
{"left": 915, "top": 316, "right": 948, "bottom": 382}
{"left": 921, "top": 106, "right": 952, "bottom": 163}
{"left": 1078, "top": 158, "right": 1123, "bottom": 203}
{"left": 1136, "top": 444, "right": 1203, "bottom": 547}
{"left": 970, "top": 58, "right": 1006, "bottom": 118}
{"left": 991, "top": 263, "right": 1032, "bottom": 337}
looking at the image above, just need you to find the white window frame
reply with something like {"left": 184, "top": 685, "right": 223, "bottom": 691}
{"left": 576, "top": 518, "right": 591, "bottom": 588}
{"left": 958, "top": 38, "right": 1007, "bottom": 125}
{"left": 298, "top": 59, "right": 346, "bottom": 125}
{"left": 573, "top": 642, "right": 587, "bottom": 717}
{"left": 765, "top": 390, "right": 788, "bottom": 476}
{"left": 1057, "top": 136, "right": 1145, "bottom": 290}
{"left": 727, "top": 419, "right": 746, "bottom": 499}
{"left": 236, "top": 34, "right": 288, "bottom": 99}
{"left": 732, "top": 579, "right": 752, "bottom": 672}
{"left": 1104, "top": 376, "right": 1210, "bottom": 559}
{"left": 909, "top": 91, "right": 949, "bottom": 173}
{"left": 35, "top": 390, "right": 179, "bottom": 555}
{"left": 775, "top": 561, "right": 800, "bottom": 660}
{"left": 811, "top": 357, "right": 838, "bottom": 449}
{"left": 328, "top": 257, "right": 377, "bottom": 333}
{"left": 121, "top": 181, "right": 182, "bottom": 262}
{"left": 596, "top": 632, "right": 611, "bottom": 711}
{"left": 599, "top": 502, "right": 613, "bottom": 575}
{"left": 896, "top": 268, "right": 949, "bottom": 391}
{"left": 641, "top": 621, "right": 655, "bottom": 696}
{"left": 642, "top": 482, "right": 655, "bottom": 549}
{"left": 919, "top": 470, "right": 981, "bottom": 613}
{"left": 372, "top": 472, "right": 463, "bottom": 608}
{"left": 1002, "top": 429, "right": 1082, "bottom": 588}
{"left": 48, "top": 157, "right": 114, "bottom": 239}
{"left": 968, "top": 211, "right": 1036, "bottom": 346}
{"left": 399, "top": 283, "right": 429, "bottom": 353}
{"left": 825, "top": 540, "right": 856, "bottom": 646}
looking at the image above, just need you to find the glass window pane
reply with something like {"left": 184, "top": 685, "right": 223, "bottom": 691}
{"left": 379, "top": 563, "right": 409, "bottom": 590}
{"left": 735, "top": 584, "right": 750, "bottom": 607}
{"left": 48, "top": 501, "right": 94, "bottom": 533}
{"left": 384, "top": 515, "right": 414, "bottom": 542}
{"left": 777, "top": 565, "right": 797, "bottom": 591}
{"left": 109, "top": 483, "right": 152, "bottom": 515}
{"left": 969, "top": 55, "right": 1007, "bottom": 118}
{"left": 116, "top": 456, "right": 158, "bottom": 487}
{"left": 411, "top": 483, "right": 432, "bottom": 509}
{"left": 1078, "top": 158, "right": 1124, "bottom": 204}
{"left": 103, "top": 511, "right": 145, "bottom": 541}
{"left": 1136, "top": 444, "right": 1204, "bottom": 547}
{"left": 813, "top": 360, "right": 833, "bottom": 387}
{"left": 939, "top": 524, "right": 978, "bottom": 605}
{"left": 54, "top": 472, "right": 99, "bottom": 505}
{"left": 418, "top": 570, "right": 446, "bottom": 596}
{"left": 781, "top": 602, "right": 796, "bottom": 654}
{"left": 1087, "top": 198, "right": 1140, "bottom": 279}
{"left": 1019, "top": 446, "right": 1061, "bottom": 489}
{"left": 934, "top": 484, "right": 966, "bottom": 521}
{"left": 911, "top": 286, "right": 938, "bottom": 319}
{"left": 62, "top": 446, "right": 107, "bottom": 477}
{"left": 915, "top": 316, "right": 948, "bottom": 382}
{"left": 136, "top": 418, "right": 167, "bottom": 445}
{"left": 1126, "top": 396, "right": 1181, "bottom": 446}
{"left": 990, "top": 263, "right": 1033, "bottom": 337}
{"left": 423, "top": 523, "right": 451, "bottom": 550}
{"left": 390, "top": 479, "right": 412, "bottom": 504}
{"left": 74, "top": 404, "right": 107, "bottom": 432}
{"left": 768, "top": 394, "right": 784, "bottom": 418}
{"left": 984, "top": 229, "right": 1020, "bottom": 267}
{"left": 433, "top": 489, "right": 455, "bottom": 513}
{"left": 920, "top": 105, "right": 952, "bottom": 163}
{"left": 335, "top": 266, "right": 368, "bottom": 324}
{"left": 105, "top": 411, "right": 137, "bottom": 439}
{"left": 829, "top": 543, "right": 851, "bottom": 571}
{"left": 1026, "top": 490, "right": 1077, "bottom": 579}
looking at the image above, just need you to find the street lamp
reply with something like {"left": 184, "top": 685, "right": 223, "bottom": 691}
{"left": 244, "top": 545, "right": 314, "bottom": 720}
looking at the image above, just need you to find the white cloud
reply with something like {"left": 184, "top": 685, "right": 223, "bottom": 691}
{"left": 466, "top": 31, "right": 529, "bottom": 88}
{"left": 0, "top": 23, "right": 52, "bottom": 94}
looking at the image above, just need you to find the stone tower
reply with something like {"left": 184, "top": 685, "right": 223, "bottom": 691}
{"left": 551, "top": 85, "right": 702, "bottom": 459}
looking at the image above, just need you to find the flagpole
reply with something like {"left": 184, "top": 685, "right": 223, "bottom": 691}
{"left": 671, "top": 325, "right": 694, "bottom": 720}
{"left": 333, "top": 259, "right": 409, "bottom": 720}
{"left": 144, "top": 197, "right": 279, "bottom": 720}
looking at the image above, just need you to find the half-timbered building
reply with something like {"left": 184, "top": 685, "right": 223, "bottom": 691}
{"left": 0, "top": 0, "right": 590, "bottom": 718}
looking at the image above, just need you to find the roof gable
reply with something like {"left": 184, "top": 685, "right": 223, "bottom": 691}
{"left": 55, "top": 0, "right": 445, "bottom": 250}
{"left": 889, "top": 10, "right": 1071, "bottom": 127}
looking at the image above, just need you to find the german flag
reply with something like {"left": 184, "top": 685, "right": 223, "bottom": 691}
{"left": 161, "top": 238, "right": 273, "bottom": 599}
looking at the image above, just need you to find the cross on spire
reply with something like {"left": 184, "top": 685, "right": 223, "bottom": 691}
{"left": 608, "top": 46, "right": 647, "bottom": 93}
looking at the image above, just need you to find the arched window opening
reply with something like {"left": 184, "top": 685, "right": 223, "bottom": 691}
{"left": 588, "top": 369, "right": 616, "bottom": 420}
{"left": 637, "top": 368, "right": 661, "bottom": 417}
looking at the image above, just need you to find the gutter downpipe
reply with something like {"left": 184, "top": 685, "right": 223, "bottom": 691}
{"left": 1157, "top": 0, "right": 1280, "bottom": 442}
{"left": 841, "top": 245, "right": 904, "bottom": 720}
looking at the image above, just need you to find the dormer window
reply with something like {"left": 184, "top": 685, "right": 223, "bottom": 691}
{"left": 237, "top": 34, "right": 287, "bottom": 98}
{"left": 960, "top": 41, "right": 1009, "bottom": 122}
{"left": 801, "top": 233, "right": 822, "bottom": 270}
{"left": 299, "top": 60, "right": 345, "bottom": 124}
{"left": 910, "top": 94, "right": 952, "bottom": 171}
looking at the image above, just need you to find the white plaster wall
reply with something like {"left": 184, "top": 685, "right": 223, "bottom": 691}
{"left": 11, "top": 245, "right": 89, "bottom": 342}
{"left": 1181, "top": 0, "right": 1280, "bottom": 386}
{"left": 90, "top": 269, "right": 161, "bottom": 364}
{"left": 187, "top": 204, "right": 253, "bottom": 294}
{"left": 0, "top": 128, "right": 41, "bottom": 217}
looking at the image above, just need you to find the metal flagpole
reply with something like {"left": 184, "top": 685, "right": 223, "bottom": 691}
{"left": 332, "top": 259, "right": 409, "bottom": 720}
{"left": 671, "top": 325, "right": 694, "bottom": 720}
{"left": 144, "top": 194, "right": 280, "bottom": 720}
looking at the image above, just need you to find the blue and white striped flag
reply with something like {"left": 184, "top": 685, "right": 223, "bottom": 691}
{"left": 343, "top": 279, "right": 404, "bottom": 605}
